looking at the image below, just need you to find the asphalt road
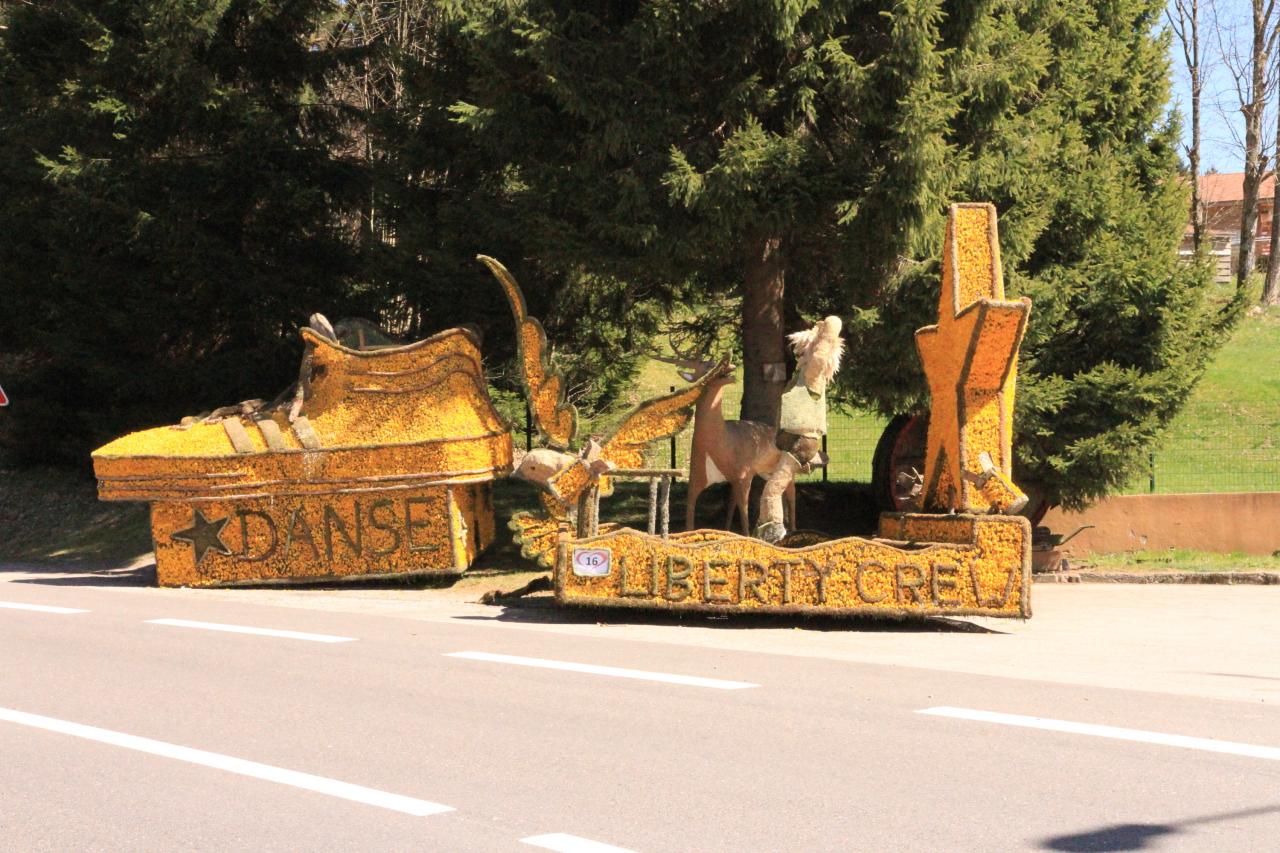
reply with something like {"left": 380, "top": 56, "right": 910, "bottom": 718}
{"left": 1, "top": 570, "right": 1278, "bottom": 852}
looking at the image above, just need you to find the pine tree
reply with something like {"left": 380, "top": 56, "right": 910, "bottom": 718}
{"left": 0, "top": 0, "right": 369, "bottom": 465}
{"left": 844, "top": 0, "right": 1240, "bottom": 509}
{"left": 364, "top": 4, "right": 664, "bottom": 413}
{"left": 446, "top": 0, "right": 1236, "bottom": 510}
{"left": 450, "top": 0, "right": 955, "bottom": 426}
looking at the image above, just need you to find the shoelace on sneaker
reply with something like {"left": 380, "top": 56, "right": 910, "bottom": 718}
{"left": 170, "top": 314, "right": 353, "bottom": 452}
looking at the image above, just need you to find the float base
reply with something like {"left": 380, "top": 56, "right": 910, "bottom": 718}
{"left": 553, "top": 512, "right": 1030, "bottom": 619}
{"left": 149, "top": 483, "right": 496, "bottom": 587}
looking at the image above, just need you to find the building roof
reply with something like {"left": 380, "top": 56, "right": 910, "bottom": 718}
{"left": 1199, "top": 172, "right": 1275, "bottom": 204}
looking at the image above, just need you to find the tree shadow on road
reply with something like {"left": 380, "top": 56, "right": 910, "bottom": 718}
{"left": 1039, "top": 804, "right": 1280, "bottom": 851}
{"left": 1196, "top": 671, "right": 1280, "bottom": 682}
{"left": 455, "top": 600, "right": 1007, "bottom": 633}
{"left": 6, "top": 555, "right": 156, "bottom": 587}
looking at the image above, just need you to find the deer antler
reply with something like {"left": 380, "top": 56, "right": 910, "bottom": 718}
{"left": 645, "top": 336, "right": 721, "bottom": 383}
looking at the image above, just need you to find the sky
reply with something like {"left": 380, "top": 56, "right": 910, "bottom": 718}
{"left": 1166, "top": 0, "right": 1265, "bottom": 174}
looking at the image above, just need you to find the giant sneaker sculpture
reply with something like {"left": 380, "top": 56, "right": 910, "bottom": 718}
{"left": 93, "top": 316, "right": 513, "bottom": 586}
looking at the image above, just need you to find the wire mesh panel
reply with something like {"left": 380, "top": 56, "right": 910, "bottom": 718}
{"left": 801, "top": 410, "right": 886, "bottom": 483}
{"left": 631, "top": 408, "right": 886, "bottom": 484}
{"left": 530, "top": 404, "right": 1280, "bottom": 494}
{"left": 1120, "top": 404, "right": 1280, "bottom": 494}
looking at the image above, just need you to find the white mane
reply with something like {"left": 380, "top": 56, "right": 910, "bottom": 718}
{"left": 788, "top": 316, "right": 844, "bottom": 386}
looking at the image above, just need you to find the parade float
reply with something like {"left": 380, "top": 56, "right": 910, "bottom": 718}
{"left": 92, "top": 318, "right": 513, "bottom": 587}
{"left": 498, "top": 203, "right": 1034, "bottom": 619}
{"left": 91, "top": 202, "right": 1032, "bottom": 619}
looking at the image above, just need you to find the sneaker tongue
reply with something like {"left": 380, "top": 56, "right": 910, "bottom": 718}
{"left": 308, "top": 313, "right": 338, "bottom": 342}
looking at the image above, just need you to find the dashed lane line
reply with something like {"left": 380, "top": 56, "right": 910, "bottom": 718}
{"left": 918, "top": 706, "right": 1280, "bottom": 761}
{"left": 0, "top": 706, "right": 453, "bottom": 816}
{"left": 144, "top": 618, "right": 356, "bottom": 643}
{"left": 444, "top": 651, "right": 759, "bottom": 690}
{"left": 522, "top": 833, "right": 637, "bottom": 853}
{"left": 0, "top": 601, "right": 89, "bottom": 614}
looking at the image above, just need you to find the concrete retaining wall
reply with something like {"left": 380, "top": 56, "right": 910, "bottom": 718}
{"left": 1042, "top": 492, "right": 1280, "bottom": 556}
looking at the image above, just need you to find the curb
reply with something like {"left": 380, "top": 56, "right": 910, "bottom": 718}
{"left": 1035, "top": 570, "right": 1280, "bottom": 585}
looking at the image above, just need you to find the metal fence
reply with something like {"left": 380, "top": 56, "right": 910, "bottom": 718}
{"left": 638, "top": 408, "right": 886, "bottom": 484}
{"left": 1123, "top": 406, "right": 1280, "bottom": 494}
{"left": 521, "top": 404, "right": 1280, "bottom": 494}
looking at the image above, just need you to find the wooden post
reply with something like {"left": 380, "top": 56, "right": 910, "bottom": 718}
{"left": 572, "top": 483, "right": 599, "bottom": 538}
{"left": 658, "top": 475, "right": 671, "bottom": 539}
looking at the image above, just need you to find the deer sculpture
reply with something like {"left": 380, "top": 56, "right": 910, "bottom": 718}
{"left": 653, "top": 351, "right": 796, "bottom": 535}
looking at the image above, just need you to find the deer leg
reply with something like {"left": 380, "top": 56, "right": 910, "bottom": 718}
{"left": 736, "top": 478, "right": 753, "bottom": 536}
{"left": 686, "top": 481, "right": 702, "bottom": 532}
{"left": 686, "top": 451, "right": 705, "bottom": 531}
{"left": 757, "top": 458, "right": 800, "bottom": 543}
{"left": 785, "top": 481, "right": 797, "bottom": 529}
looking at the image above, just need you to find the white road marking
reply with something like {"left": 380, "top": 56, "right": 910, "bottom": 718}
{"left": 918, "top": 706, "right": 1280, "bottom": 761}
{"left": 522, "top": 833, "right": 637, "bottom": 853}
{"left": 445, "top": 651, "right": 759, "bottom": 690}
{"left": 144, "top": 618, "right": 356, "bottom": 643}
{"left": 0, "top": 601, "right": 89, "bottom": 614}
{"left": 0, "top": 706, "right": 452, "bottom": 816}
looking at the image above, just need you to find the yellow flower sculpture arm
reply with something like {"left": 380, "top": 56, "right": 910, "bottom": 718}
{"left": 544, "top": 359, "right": 732, "bottom": 504}
{"left": 477, "top": 255, "right": 578, "bottom": 450}
{"left": 600, "top": 358, "right": 732, "bottom": 469}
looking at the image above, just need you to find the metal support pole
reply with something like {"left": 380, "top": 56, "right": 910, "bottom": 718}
{"left": 1149, "top": 452, "right": 1156, "bottom": 493}
{"left": 822, "top": 433, "right": 829, "bottom": 483}
{"left": 669, "top": 385, "right": 677, "bottom": 469}
{"left": 593, "top": 485, "right": 601, "bottom": 537}
{"left": 647, "top": 476, "right": 659, "bottom": 536}
{"left": 525, "top": 401, "right": 534, "bottom": 452}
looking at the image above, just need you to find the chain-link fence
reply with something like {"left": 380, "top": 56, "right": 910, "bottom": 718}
{"left": 517, "top": 405, "right": 887, "bottom": 484}
{"left": 1119, "top": 405, "right": 1280, "bottom": 494}
{"left": 521, "top": 403, "right": 1280, "bottom": 494}
{"left": 643, "top": 408, "right": 887, "bottom": 484}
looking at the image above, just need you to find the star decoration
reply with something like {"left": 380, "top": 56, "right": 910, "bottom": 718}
{"left": 171, "top": 508, "right": 232, "bottom": 564}
{"left": 915, "top": 203, "right": 1031, "bottom": 513}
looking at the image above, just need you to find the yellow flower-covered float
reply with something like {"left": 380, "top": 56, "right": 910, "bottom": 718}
{"left": 506, "top": 203, "right": 1034, "bottom": 619}
{"left": 93, "top": 318, "right": 512, "bottom": 587}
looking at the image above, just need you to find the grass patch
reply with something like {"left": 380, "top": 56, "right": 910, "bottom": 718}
{"left": 1121, "top": 306, "right": 1280, "bottom": 494}
{"left": 0, "top": 467, "right": 153, "bottom": 567}
{"left": 1079, "top": 548, "right": 1280, "bottom": 573}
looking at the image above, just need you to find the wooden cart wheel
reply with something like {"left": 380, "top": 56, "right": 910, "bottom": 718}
{"left": 871, "top": 413, "right": 928, "bottom": 512}
{"left": 872, "top": 412, "right": 1051, "bottom": 523}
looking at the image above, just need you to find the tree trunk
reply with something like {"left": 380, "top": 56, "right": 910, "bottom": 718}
{"left": 1236, "top": 0, "right": 1271, "bottom": 289}
{"left": 1266, "top": 176, "right": 1280, "bottom": 303}
{"left": 1267, "top": 72, "right": 1280, "bottom": 305}
{"left": 1238, "top": 154, "right": 1261, "bottom": 287}
{"left": 1172, "top": 0, "right": 1203, "bottom": 252}
{"left": 739, "top": 231, "right": 786, "bottom": 426}
{"left": 1189, "top": 10, "right": 1203, "bottom": 253}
